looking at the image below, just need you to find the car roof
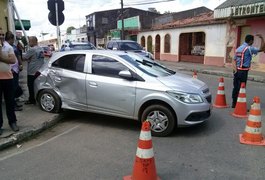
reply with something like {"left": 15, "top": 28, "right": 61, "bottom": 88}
{"left": 54, "top": 50, "right": 128, "bottom": 56}
{"left": 62, "top": 42, "right": 93, "bottom": 45}
{"left": 108, "top": 40, "right": 135, "bottom": 43}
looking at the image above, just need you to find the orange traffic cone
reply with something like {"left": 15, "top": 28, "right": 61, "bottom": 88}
{"left": 123, "top": 121, "right": 160, "bottom": 180}
{"left": 232, "top": 82, "right": 248, "bottom": 118}
{"left": 239, "top": 96, "right": 265, "bottom": 146}
{"left": 192, "top": 69, "right": 197, "bottom": 78}
{"left": 213, "top": 77, "right": 228, "bottom": 108}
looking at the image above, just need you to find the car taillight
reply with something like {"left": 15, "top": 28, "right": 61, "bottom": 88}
{"left": 34, "top": 71, "right": 41, "bottom": 78}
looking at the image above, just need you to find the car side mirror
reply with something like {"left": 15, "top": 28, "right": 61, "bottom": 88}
{"left": 118, "top": 70, "right": 133, "bottom": 79}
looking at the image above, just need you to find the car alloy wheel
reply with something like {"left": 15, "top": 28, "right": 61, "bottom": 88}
{"left": 38, "top": 90, "right": 61, "bottom": 113}
{"left": 141, "top": 104, "right": 176, "bottom": 137}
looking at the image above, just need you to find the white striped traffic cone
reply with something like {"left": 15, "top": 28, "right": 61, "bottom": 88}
{"left": 232, "top": 82, "right": 248, "bottom": 118}
{"left": 213, "top": 77, "right": 228, "bottom": 108}
{"left": 123, "top": 121, "right": 160, "bottom": 180}
{"left": 239, "top": 96, "right": 265, "bottom": 146}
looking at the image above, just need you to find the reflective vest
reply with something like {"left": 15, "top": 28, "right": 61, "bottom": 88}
{"left": 235, "top": 46, "right": 250, "bottom": 71}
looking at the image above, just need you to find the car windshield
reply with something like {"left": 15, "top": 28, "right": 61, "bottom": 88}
{"left": 118, "top": 42, "right": 143, "bottom": 51}
{"left": 71, "top": 43, "right": 95, "bottom": 50}
{"left": 120, "top": 54, "right": 175, "bottom": 77}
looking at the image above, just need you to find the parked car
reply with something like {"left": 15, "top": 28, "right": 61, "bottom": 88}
{"left": 41, "top": 46, "right": 53, "bottom": 57}
{"left": 106, "top": 40, "right": 154, "bottom": 59}
{"left": 34, "top": 50, "right": 211, "bottom": 136}
{"left": 60, "top": 41, "right": 96, "bottom": 51}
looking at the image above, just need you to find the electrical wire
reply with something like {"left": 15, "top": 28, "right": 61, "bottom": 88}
{"left": 124, "top": 0, "right": 176, "bottom": 6}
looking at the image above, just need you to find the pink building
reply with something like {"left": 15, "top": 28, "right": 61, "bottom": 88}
{"left": 138, "top": 1, "right": 265, "bottom": 69}
{"left": 214, "top": 0, "right": 265, "bottom": 66}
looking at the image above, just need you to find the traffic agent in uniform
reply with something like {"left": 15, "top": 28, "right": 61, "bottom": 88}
{"left": 232, "top": 34, "right": 265, "bottom": 108}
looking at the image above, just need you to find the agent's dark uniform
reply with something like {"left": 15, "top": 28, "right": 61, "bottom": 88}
{"left": 232, "top": 42, "right": 259, "bottom": 107}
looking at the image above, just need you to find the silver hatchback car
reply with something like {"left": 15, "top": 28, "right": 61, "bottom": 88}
{"left": 34, "top": 50, "right": 211, "bottom": 136}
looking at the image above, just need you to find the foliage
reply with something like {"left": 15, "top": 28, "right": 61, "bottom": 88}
{"left": 164, "top": 11, "right": 171, "bottom": 14}
{"left": 66, "top": 26, "right": 76, "bottom": 34}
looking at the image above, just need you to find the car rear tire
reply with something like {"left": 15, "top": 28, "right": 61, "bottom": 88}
{"left": 38, "top": 90, "right": 61, "bottom": 113}
{"left": 141, "top": 104, "right": 176, "bottom": 137}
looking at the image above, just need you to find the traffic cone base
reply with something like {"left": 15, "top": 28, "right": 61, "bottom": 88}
{"left": 239, "top": 134, "right": 265, "bottom": 146}
{"left": 231, "top": 112, "right": 248, "bottom": 118}
{"left": 213, "top": 104, "right": 229, "bottom": 108}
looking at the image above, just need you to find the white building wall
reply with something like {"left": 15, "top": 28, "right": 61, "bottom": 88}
{"left": 138, "top": 23, "right": 227, "bottom": 58}
{"left": 204, "top": 24, "right": 227, "bottom": 57}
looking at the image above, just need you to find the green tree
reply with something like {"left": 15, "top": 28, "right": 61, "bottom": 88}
{"left": 66, "top": 26, "right": 75, "bottom": 34}
{"left": 164, "top": 11, "right": 171, "bottom": 14}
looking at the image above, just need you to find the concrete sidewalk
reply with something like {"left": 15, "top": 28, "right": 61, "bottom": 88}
{"left": 0, "top": 60, "right": 264, "bottom": 150}
{"left": 158, "top": 61, "right": 265, "bottom": 83}
{"left": 0, "top": 64, "right": 62, "bottom": 150}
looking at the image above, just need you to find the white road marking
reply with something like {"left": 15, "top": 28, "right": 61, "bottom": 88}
{"left": 0, "top": 125, "right": 80, "bottom": 161}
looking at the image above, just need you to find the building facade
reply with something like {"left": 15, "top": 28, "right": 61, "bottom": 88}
{"left": 214, "top": 0, "right": 265, "bottom": 65}
{"left": 138, "top": 10, "right": 227, "bottom": 66}
{"left": 85, "top": 7, "right": 160, "bottom": 47}
{"left": 0, "top": 0, "right": 10, "bottom": 32}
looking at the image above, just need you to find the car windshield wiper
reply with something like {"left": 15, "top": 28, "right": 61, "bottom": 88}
{"left": 136, "top": 59, "right": 152, "bottom": 67}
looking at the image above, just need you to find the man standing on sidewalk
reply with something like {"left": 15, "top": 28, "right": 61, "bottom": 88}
{"left": 23, "top": 36, "right": 44, "bottom": 105}
{"left": 5, "top": 31, "right": 23, "bottom": 111}
{"left": 232, "top": 34, "right": 265, "bottom": 108}
{"left": 0, "top": 28, "right": 19, "bottom": 135}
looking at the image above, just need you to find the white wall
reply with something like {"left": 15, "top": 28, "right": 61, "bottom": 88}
{"left": 138, "top": 23, "right": 227, "bottom": 57}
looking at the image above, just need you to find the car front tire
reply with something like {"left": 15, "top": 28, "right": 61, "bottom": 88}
{"left": 38, "top": 89, "right": 61, "bottom": 113}
{"left": 141, "top": 104, "right": 176, "bottom": 137}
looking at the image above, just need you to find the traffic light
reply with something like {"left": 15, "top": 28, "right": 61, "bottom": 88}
{"left": 47, "top": 0, "right": 65, "bottom": 26}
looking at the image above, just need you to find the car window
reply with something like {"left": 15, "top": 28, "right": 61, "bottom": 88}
{"left": 52, "top": 54, "right": 85, "bottom": 72}
{"left": 92, "top": 55, "right": 128, "bottom": 78}
{"left": 118, "top": 42, "right": 143, "bottom": 51}
{"left": 71, "top": 43, "right": 95, "bottom": 50}
{"left": 112, "top": 42, "right": 118, "bottom": 49}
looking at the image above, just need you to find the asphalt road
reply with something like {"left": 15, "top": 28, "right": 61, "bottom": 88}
{"left": 0, "top": 73, "right": 264, "bottom": 180}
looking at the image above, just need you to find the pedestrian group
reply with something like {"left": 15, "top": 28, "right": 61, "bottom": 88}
{"left": 0, "top": 27, "right": 44, "bottom": 135}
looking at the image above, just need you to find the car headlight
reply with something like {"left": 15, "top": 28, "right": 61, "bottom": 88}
{"left": 167, "top": 91, "right": 203, "bottom": 104}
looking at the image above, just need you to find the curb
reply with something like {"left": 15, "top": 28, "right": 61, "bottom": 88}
{"left": 0, "top": 114, "right": 62, "bottom": 151}
{"left": 175, "top": 68, "right": 265, "bottom": 83}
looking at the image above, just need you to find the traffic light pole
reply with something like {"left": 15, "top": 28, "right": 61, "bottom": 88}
{"left": 55, "top": 0, "right": 61, "bottom": 50}
{"left": 121, "top": 0, "right": 124, "bottom": 40}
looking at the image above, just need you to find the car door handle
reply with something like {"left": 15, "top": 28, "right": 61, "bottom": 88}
{"left": 88, "top": 82, "right": 97, "bottom": 87}
{"left": 54, "top": 76, "right": 61, "bottom": 82}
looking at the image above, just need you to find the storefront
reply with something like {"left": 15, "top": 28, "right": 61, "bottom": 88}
{"left": 214, "top": 0, "right": 265, "bottom": 64}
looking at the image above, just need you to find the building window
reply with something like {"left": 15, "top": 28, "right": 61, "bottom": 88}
{"left": 147, "top": 36, "right": 152, "bottom": 53}
{"left": 164, "top": 34, "right": 170, "bottom": 53}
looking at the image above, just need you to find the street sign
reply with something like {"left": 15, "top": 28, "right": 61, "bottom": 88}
{"left": 47, "top": 0, "right": 65, "bottom": 26}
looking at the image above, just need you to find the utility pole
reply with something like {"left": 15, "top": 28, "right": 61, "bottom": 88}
{"left": 121, "top": 0, "right": 124, "bottom": 40}
{"left": 8, "top": 0, "right": 29, "bottom": 43}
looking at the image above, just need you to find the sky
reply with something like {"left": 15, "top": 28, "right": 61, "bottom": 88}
{"left": 13, "top": 0, "right": 226, "bottom": 39}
